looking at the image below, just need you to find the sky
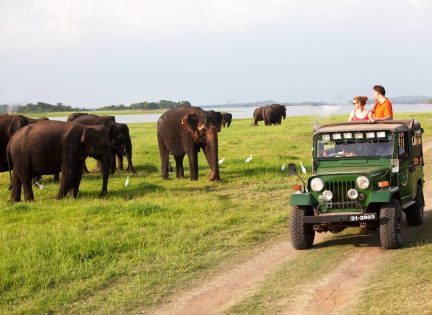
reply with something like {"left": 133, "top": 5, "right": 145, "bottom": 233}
{"left": 0, "top": 0, "right": 431, "bottom": 108}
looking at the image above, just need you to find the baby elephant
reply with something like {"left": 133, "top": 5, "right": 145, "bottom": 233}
{"left": 7, "top": 120, "right": 112, "bottom": 201}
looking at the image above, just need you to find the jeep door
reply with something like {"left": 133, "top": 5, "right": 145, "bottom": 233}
{"left": 397, "top": 131, "right": 412, "bottom": 204}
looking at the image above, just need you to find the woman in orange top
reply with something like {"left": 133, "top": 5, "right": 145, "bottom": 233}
{"left": 348, "top": 96, "right": 369, "bottom": 121}
{"left": 368, "top": 85, "right": 393, "bottom": 122}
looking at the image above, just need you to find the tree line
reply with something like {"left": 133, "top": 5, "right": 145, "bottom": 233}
{"left": 0, "top": 102, "right": 83, "bottom": 114}
{"left": 0, "top": 100, "right": 189, "bottom": 114}
{"left": 98, "top": 100, "right": 186, "bottom": 111}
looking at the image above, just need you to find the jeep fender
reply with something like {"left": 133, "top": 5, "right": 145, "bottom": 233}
{"left": 290, "top": 193, "right": 318, "bottom": 207}
{"left": 366, "top": 186, "right": 399, "bottom": 204}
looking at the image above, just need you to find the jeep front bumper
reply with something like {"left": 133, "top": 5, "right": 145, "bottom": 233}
{"left": 303, "top": 212, "right": 378, "bottom": 224}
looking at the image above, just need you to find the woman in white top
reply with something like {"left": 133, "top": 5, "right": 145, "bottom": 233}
{"left": 348, "top": 96, "right": 369, "bottom": 122}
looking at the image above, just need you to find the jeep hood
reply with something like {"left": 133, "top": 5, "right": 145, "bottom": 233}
{"left": 315, "top": 166, "right": 390, "bottom": 177}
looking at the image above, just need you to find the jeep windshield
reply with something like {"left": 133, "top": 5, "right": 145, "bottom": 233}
{"left": 315, "top": 131, "right": 394, "bottom": 158}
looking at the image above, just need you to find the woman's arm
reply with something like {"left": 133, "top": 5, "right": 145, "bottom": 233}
{"left": 348, "top": 110, "right": 354, "bottom": 122}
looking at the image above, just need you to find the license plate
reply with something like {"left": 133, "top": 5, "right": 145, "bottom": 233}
{"left": 349, "top": 214, "right": 376, "bottom": 221}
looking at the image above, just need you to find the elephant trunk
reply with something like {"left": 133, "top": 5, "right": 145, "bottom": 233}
{"left": 204, "top": 127, "right": 220, "bottom": 181}
{"left": 100, "top": 153, "right": 111, "bottom": 197}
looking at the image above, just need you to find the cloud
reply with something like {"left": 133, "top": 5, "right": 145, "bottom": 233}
{"left": 1, "top": 0, "right": 295, "bottom": 41}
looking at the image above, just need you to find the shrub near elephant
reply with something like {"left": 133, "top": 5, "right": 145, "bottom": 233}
{"left": 7, "top": 120, "right": 113, "bottom": 201}
{"left": 157, "top": 104, "right": 222, "bottom": 181}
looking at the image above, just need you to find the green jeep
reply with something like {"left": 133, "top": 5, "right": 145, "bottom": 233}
{"left": 289, "top": 119, "right": 424, "bottom": 250}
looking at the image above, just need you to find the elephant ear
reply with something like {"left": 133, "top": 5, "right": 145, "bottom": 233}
{"left": 108, "top": 124, "right": 117, "bottom": 142}
{"left": 181, "top": 114, "right": 198, "bottom": 131}
{"left": 205, "top": 111, "right": 223, "bottom": 131}
{"left": 7, "top": 116, "right": 29, "bottom": 136}
{"left": 81, "top": 127, "right": 99, "bottom": 146}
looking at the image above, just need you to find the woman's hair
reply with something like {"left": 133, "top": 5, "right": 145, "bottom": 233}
{"left": 353, "top": 96, "right": 368, "bottom": 106}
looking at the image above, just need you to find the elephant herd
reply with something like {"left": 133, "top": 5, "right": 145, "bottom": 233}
{"left": 0, "top": 113, "right": 135, "bottom": 201}
{"left": 0, "top": 103, "right": 284, "bottom": 202}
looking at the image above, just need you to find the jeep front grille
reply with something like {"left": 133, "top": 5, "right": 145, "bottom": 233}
{"left": 325, "top": 180, "right": 356, "bottom": 209}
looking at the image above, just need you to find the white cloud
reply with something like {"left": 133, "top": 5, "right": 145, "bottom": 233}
{"left": 0, "top": 0, "right": 318, "bottom": 45}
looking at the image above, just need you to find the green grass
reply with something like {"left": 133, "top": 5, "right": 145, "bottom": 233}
{"left": 0, "top": 113, "right": 431, "bottom": 314}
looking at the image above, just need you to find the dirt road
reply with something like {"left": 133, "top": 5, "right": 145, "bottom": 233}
{"left": 150, "top": 144, "right": 432, "bottom": 315}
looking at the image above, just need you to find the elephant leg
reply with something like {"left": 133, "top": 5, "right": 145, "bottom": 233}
{"left": 174, "top": 154, "right": 185, "bottom": 178}
{"left": 22, "top": 174, "right": 34, "bottom": 202}
{"left": 116, "top": 153, "right": 124, "bottom": 170}
{"left": 53, "top": 173, "right": 60, "bottom": 182}
{"left": 11, "top": 171, "right": 22, "bottom": 202}
{"left": 58, "top": 165, "right": 74, "bottom": 199}
{"left": 72, "top": 162, "right": 84, "bottom": 198}
{"left": 125, "top": 155, "right": 136, "bottom": 174}
{"left": 187, "top": 150, "right": 199, "bottom": 180}
{"left": 96, "top": 159, "right": 102, "bottom": 172}
{"left": 158, "top": 135, "right": 170, "bottom": 180}
{"left": 110, "top": 153, "right": 116, "bottom": 174}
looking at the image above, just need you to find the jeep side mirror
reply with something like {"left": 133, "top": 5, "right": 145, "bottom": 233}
{"left": 288, "top": 163, "right": 297, "bottom": 176}
{"left": 391, "top": 159, "right": 400, "bottom": 173}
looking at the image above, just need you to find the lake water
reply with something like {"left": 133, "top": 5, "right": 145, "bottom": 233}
{"left": 52, "top": 104, "right": 432, "bottom": 124}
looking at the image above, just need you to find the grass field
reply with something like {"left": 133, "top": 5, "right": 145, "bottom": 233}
{"left": 0, "top": 113, "right": 431, "bottom": 314}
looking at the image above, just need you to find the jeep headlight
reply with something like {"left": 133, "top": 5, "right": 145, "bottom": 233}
{"left": 322, "top": 190, "right": 333, "bottom": 201}
{"left": 310, "top": 178, "right": 324, "bottom": 192}
{"left": 356, "top": 176, "right": 370, "bottom": 190}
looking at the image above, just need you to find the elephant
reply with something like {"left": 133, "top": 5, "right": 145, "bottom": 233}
{"left": 157, "top": 104, "right": 222, "bottom": 181}
{"left": 252, "top": 107, "right": 265, "bottom": 126}
{"left": 67, "top": 112, "right": 90, "bottom": 122}
{"left": 26, "top": 117, "right": 49, "bottom": 123}
{"left": 6, "top": 120, "right": 112, "bottom": 201}
{"left": 263, "top": 104, "right": 286, "bottom": 125}
{"left": 221, "top": 112, "right": 232, "bottom": 128}
{"left": 67, "top": 113, "right": 136, "bottom": 174}
{"left": 67, "top": 113, "right": 116, "bottom": 125}
{"left": 0, "top": 115, "right": 49, "bottom": 173}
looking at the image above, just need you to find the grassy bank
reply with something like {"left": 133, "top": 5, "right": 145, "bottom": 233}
{"left": 0, "top": 113, "right": 430, "bottom": 313}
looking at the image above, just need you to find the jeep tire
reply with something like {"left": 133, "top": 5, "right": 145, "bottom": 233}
{"left": 290, "top": 206, "right": 315, "bottom": 249}
{"left": 405, "top": 184, "right": 424, "bottom": 226}
{"left": 379, "top": 199, "right": 402, "bottom": 249}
